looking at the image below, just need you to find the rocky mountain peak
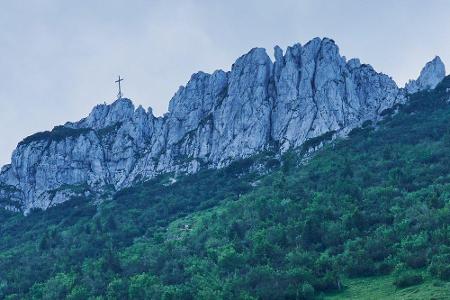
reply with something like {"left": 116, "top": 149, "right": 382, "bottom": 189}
{"left": 65, "top": 98, "right": 137, "bottom": 130}
{"left": 405, "top": 56, "right": 446, "bottom": 94}
{"left": 0, "top": 37, "right": 447, "bottom": 213}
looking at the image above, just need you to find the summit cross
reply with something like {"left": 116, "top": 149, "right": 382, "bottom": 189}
{"left": 115, "top": 76, "right": 124, "bottom": 99}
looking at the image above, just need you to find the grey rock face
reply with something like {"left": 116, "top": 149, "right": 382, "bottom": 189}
{"left": 271, "top": 38, "right": 404, "bottom": 150}
{"left": 0, "top": 38, "right": 446, "bottom": 213}
{"left": 405, "top": 56, "right": 446, "bottom": 94}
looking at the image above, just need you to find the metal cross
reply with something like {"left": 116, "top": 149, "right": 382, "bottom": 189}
{"left": 115, "top": 76, "right": 124, "bottom": 99}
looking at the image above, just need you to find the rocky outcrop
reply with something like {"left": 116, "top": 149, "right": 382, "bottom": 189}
{"left": 405, "top": 56, "right": 446, "bottom": 94}
{"left": 0, "top": 37, "right": 446, "bottom": 213}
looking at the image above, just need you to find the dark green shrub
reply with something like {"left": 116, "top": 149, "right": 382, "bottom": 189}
{"left": 19, "top": 126, "right": 92, "bottom": 146}
{"left": 428, "top": 254, "right": 450, "bottom": 281}
{"left": 394, "top": 272, "right": 423, "bottom": 288}
{"left": 300, "top": 282, "right": 315, "bottom": 300}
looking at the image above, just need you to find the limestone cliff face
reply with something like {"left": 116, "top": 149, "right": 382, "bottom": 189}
{"left": 0, "top": 38, "right": 446, "bottom": 213}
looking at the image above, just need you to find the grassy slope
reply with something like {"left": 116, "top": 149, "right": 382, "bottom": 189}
{"left": 325, "top": 275, "right": 450, "bottom": 300}
{"left": 164, "top": 206, "right": 450, "bottom": 300}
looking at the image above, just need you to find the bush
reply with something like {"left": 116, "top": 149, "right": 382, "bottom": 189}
{"left": 394, "top": 272, "right": 423, "bottom": 288}
{"left": 66, "top": 286, "right": 89, "bottom": 300}
{"left": 428, "top": 254, "right": 450, "bottom": 281}
{"left": 19, "top": 126, "right": 92, "bottom": 146}
{"left": 300, "top": 283, "right": 315, "bottom": 300}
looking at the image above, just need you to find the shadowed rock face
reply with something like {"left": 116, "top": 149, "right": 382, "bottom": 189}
{"left": 0, "top": 37, "right": 446, "bottom": 213}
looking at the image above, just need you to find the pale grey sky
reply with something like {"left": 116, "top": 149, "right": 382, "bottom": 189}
{"left": 1, "top": 0, "right": 449, "bottom": 166}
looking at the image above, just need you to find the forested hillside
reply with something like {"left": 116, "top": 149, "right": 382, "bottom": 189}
{"left": 1, "top": 77, "right": 450, "bottom": 299}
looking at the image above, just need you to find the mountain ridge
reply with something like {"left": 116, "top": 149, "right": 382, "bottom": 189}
{"left": 0, "top": 37, "right": 446, "bottom": 213}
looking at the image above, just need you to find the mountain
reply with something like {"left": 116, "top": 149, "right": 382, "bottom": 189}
{"left": 0, "top": 37, "right": 446, "bottom": 213}
{"left": 0, "top": 74, "right": 450, "bottom": 299}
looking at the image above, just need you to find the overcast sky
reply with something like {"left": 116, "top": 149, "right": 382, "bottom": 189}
{"left": 0, "top": 0, "right": 449, "bottom": 166}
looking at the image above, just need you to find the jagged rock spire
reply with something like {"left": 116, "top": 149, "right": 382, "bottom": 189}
{"left": 405, "top": 56, "right": 446, "bottom": 94}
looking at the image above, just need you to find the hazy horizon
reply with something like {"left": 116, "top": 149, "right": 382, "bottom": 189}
{"left": 1, "top": 0, "right": 449, "bottom": 166}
